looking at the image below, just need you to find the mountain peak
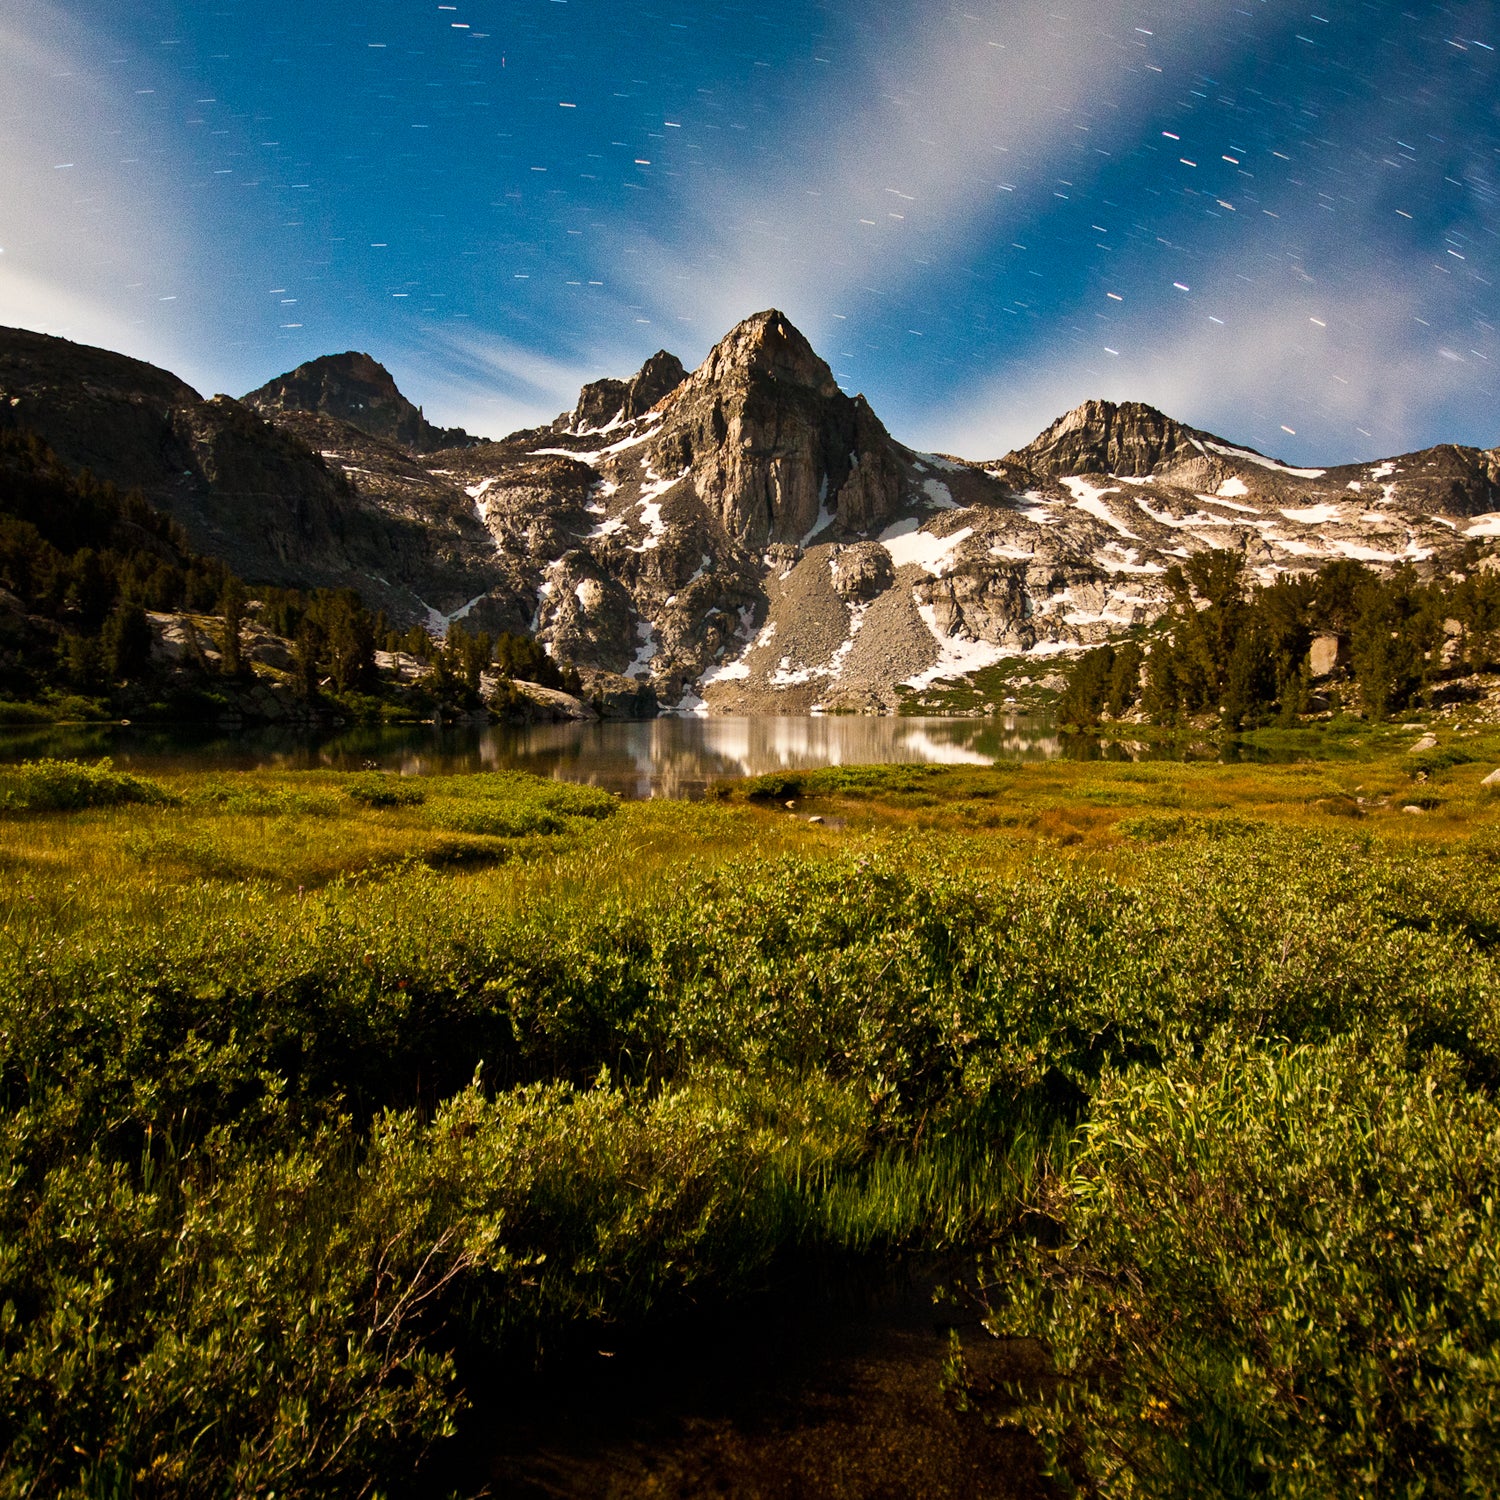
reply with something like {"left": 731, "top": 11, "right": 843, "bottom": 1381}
{"left": 243, "top": 351, "right": 477, "bottom": 453}
{"left": 568, "top": 349, "right": 687, "bottom": 433}
{"left": 1015, "top": 397, "right": 1209, "bottom": 479}
{"left": 693, "top": 309, "right": 839, "bottom": 398}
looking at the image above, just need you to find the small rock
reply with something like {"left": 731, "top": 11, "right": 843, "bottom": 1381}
{"left": 784, "top": 799, "right": 797, "bottom": 809}
{"left": 807, "top": 815, "right": 825, "bottom": 824}
{"left": 1482, "top": 768, "right": 1500, "bottom": 788}
{"left": 1401, "top": 805, "right": 1426, "bottom": 815}
{"left": 1409, "top": 733, "right": 1439, "bottom": 753}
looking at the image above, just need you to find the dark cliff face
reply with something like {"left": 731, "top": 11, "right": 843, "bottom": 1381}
{"left": 567, "top": 350, "right": 687, "bottom": 433}
{"left": 0, "top": 326, "right": 203, "bottom": 493}
{"left": 0, "top": 327, "right": 503, "bottom": 622}
{"left": 647, "top": 310, "right": 907, "bottom": 548}
{"left": 243, "top": 351, "right": 478, "bottom": 454}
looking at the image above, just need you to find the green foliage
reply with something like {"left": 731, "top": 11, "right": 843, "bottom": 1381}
{"left": 1059, "top": 640, "right": 1146, "bottom": 728}
{"left": 972, "top": 1038, "right": 1500, "bottom": 1498}
{"left": 345, "top": 771, "right": 427, "bottom": 808}
{"left": 741, "top": 764, "right": 946, "bottom": 802}
{"left": 0, "top": 429, "right": 232, "bottom": 699}
{"left": 1407, "top": 743, "right": 1476, "bottom": 777}
{"left": 0, "top": 756, "right": 175, "bottom": 811}
{"left": 2, "top": 775, "right": 1500, "bottom": 1492}
{"left": 423, "top": 771, "right": 617, "bottom": 836}
{"left": 1068, "top": 550, "right": 1500, "bottom": 730}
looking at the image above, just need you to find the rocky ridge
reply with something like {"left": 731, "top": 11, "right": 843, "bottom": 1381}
{"left": 3, "top": 314, "right": 1497, "bottom": 714}
{"left": 243, "top": 351, "right": 477, "bottom": 454}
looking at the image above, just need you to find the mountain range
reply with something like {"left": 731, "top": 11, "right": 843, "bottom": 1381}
{"left": 2, "top": 311, "right": 1497, "bottom": 714}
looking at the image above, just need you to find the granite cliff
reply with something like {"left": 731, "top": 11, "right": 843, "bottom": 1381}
{"left": 2, "top": 313, "right": 1496, "bottom": 713}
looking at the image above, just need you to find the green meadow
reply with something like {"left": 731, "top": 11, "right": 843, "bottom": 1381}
{"left": 2, "top": 736, "right": 1499, "bottom": 1497}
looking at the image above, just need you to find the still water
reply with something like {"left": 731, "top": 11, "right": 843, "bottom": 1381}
{"left": 0, "top": 715, "right": 1076, "bottom": 799}
{"left": 0, "top": 713, "right": 1302, "bottom": 799}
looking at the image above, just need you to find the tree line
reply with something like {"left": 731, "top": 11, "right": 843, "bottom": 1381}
{"left": 0, "top": 428, "right": 581, "bottom": 713}
{"left": 1059, "top": 549, "right": 1500, "bottom": 729}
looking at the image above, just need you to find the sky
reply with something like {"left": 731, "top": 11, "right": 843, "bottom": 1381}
{"left": 1, "top": 0, "right": 1496, "bottom": 465}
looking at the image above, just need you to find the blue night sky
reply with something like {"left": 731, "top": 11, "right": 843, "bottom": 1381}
{"left": 2, "top": 0, "right": 1496, "bottom": 464}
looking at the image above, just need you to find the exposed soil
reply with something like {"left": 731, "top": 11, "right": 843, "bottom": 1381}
{"left": 469, "top": 1259, "right": 1054, "bottom": 1499}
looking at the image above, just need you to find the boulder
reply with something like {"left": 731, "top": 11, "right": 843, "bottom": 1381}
{"left": 1308, "top": 633, "right": 1341, "bottom": 679}
{"left": 507, "top": 681, "right": 596, "bottom": 722}
{"left": 828, "top": 542, "right": 895, "bottom": 602}
{"left": 579, "top": 668, "right": 660, "bottom": 719}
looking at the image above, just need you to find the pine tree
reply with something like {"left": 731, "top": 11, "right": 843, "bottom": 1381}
{"left": 220, "top": 579, "right": 245, "bottom": 678}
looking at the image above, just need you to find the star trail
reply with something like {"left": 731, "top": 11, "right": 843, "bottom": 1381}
{"left": 1, "top": 0, "right": 1496, "bottom": 463}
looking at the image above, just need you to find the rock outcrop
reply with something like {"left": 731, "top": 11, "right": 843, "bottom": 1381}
{"left": 1015, "top": 399, "right": 1219, "bottom": 485}
{"left": 243, "top": 351, "right": 477, "bottom": 453}
{"left": 566, "top": 350, "right": 687, "bottom": 434}
{"left": 648, "top": 311, "right": 906, "bottom": 547}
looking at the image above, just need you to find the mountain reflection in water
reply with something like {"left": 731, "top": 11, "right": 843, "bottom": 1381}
{"left": 0, "top": 716, "right": 1075, "bottom": 799}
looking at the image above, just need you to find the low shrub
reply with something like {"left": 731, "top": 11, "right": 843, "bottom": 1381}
{"left": 744, "top": 770, "right": 805, "bottom": 801}
{"left": 1408, "top": 744, "right": 1476, "bottom": 777}
{"left": 965, "top": 1037, "right": 1500, "bottom": 1499}
{"left": 0, "top": 757, "right": 175, "bottom": 812}
{"left": 345, "top": 771, "right": 426, "bottom": 808}
{"left": 423, "top": 771, "right": 616, "bottom": 837}
{"left": 0, "top": 700, "right": 52, "bottom": 725}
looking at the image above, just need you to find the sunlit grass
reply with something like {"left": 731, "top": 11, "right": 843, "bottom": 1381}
{"left": 3, "top": 746, "right": 1500, "bottom": 1492}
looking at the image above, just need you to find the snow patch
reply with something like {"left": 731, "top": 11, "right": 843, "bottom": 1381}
{"left": 1098, "top": 544, "right": 1166, "bottom": 575}
{"left": 1061, "top": 477, "right": 1136, "bottom": 538}
{"left": 1329, "top": 540, "right": 1428, "bottom": 563}
{"left": 424, "top": 591, "right": 489, "bottom": 638}
{"left": 1281, "top": 504, "right": 1342, "bottom": 524}
{"left": 1203, "top": 440, "right": 1325, "bottom": 479}
{"left": 1216, "top": 476, "right": 1249, "bottom": 498}
{"left": 922, "top": 477, "right": 960, "bottom": 510}
{"left": 1463, "top": 513, "right": 1500, "bottom": 538}
{"left": 625, "top": 619, "right": 657, "bottom": 679}
{"left": 913, "top": 451, "right": 966, "bottom": 474}
{"left": 903, "top": 604, "right": 1012, "bottom": 689}
{"left": 800, "top": 476, "right": 835, "bottom": 545}
{"left": 878, "top": 521, "right": 974, "bottom": 575}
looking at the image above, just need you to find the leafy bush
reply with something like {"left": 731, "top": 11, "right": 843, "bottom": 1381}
{"left": 742, "top": 764, "right": 945, "bottom": 801}
{"left": 967, "top": 1038, "right": 1500, "bottom": 1499}
{"left": 744, "top": 770, "right": 805, "bottom": 800}
{"left": 1407, "top": 744, "right": 1476, "bottom": 777}
{"left": 345, "top": 771, "right": 426, "bottom": 808}
{"left": 0, "top": 757, "right": 175, "bottom": 811}
{"left": 423, "top": 771, "right": 616, "bottom": 837}
{"left": 3, "top": 807, "right": 1500, "bottom": 1492}
{"left": 0, "top": 700, "right": 51, "bottom": 725}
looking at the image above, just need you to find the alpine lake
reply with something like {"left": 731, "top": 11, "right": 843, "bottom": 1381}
{"left": 0, "top": 709, "right": 1309, "bottom": 795}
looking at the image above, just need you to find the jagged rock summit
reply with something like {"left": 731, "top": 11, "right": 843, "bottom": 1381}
{"left": 648, "top": 309, "right": 905, "bottom": 547}
{"left": 243, "top": 351, "right": 478, "bottom": 454}
{"left": 566, "top": 349, "right": 687, "bottom": 433}
{"left": 3, "top": 312, "right": 1498, "bottom": 716}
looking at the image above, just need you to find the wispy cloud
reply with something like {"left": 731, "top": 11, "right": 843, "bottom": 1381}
{"left": 924, "top": 271, "right": 1495, "bottom": 464}
{"left": 396, "top": 326, "right": 642, "bottom": 440}
{"left": 0, "top": 2, "right": 203, "bottom": 383}
{"left": 621, "top": 2, "right": 1231, "bottom": 341}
